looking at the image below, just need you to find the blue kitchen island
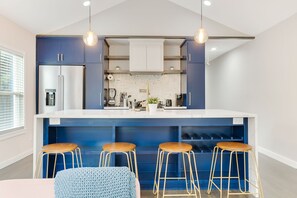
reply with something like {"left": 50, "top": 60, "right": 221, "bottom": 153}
{"left": 33, "top": 109, "right": 258, "bottom": 191}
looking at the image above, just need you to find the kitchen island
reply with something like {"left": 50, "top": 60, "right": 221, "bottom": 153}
{"left": 33, "top": 109, "right": 258, "bottom": 190}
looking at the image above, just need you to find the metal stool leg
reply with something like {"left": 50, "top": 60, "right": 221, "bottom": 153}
{"left": 153, "top": 148, "right": 161, "bottom": 195}
{"left": 219, "top": 149, "right": 224, "bottom": 198}
{"left": 190, "top": 150, "right": 201, "bottom": 198}
{"left": 61, "top": 153, "right": 66, "bottom": 170}
{"left": 77, "top": 147, "right": 83, "bottom": 167}
{"left": 129, "top": 151, "right": 134, "bottom": 173}
{"left": 70, "top": 151, "right": 74, "bottom": 168}
{"left": 244, "top": 151, "right": 247, "bottom": 192}
{"left": 156, "top": 151, "right": 164, "bottom": 198}
{"left": 104, "top": 152, "right": 110, "bottom": 167}
{"left": 75, "top": 149, "right": 79, "bottom": 168}
{"left": 207, "top": 146, "right": 219, "bottom": 194}
{"left": 99, "top": 150, "right": 105, "bottom": 167}
{"left": 182, "top": 152, "right": 191, "bottom": 194}
{"left": 185, "top": 152, "right": 198, "bottom": 198}
{"left": 235, "top": 151, "right": 244, "bottom": 193}
{"left": 46, "top": 154, "right": 49, "bottom": 178}
{"left": 132, "top": 149, "right": 139, "bottom": 179}
{"left": 52, "top": 153, "right": 57, "bottom": 178}
{"left": 162, "top": 152, "right": 171, "bottom": 198}
{"left": 123, "top": 152, "right": 131, "bottom": 170}
{"left": 227, "top": 151, "right": 234, "bottom": 198}
{"left": 251, "top": 150, "right": 264, "bottom": 198}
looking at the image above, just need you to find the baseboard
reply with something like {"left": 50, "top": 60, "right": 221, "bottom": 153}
{"left": 258, "top": 146, "right": 297, "bottom": 169}
{"left": 0, "top": 149, "right": 33, "bottom": 169}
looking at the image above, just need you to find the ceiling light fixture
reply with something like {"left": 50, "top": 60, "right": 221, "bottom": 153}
{"left": 83, "top": 1, "right": 98, "bottom": 46}
{"left": 203, "top": 0, "right": 212, "bottom": 6}
{"left": 83, "top": 0, "right": 91, "bottom": 7}
{"left": 194, "top": 0, "right": 208, "bottom": 44}
{"left": 210, "top": 47, "right": 217, "bottom": 51}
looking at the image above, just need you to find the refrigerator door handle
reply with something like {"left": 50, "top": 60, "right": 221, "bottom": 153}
{"left": 60, "top": 75, "right": 64, "bottom": 110}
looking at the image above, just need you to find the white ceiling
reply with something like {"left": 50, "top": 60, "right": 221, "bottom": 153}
{"left": 0, "top": 0, "right": 126, "bottom": 33}
{"left": 169, "top": 0, "right": 297, "bottom": 35}
{"left": 1, "top": 0, "right": 297, "bottom": 61}
{"left": 1, "top": 0, "right": 297, "bottom": 35}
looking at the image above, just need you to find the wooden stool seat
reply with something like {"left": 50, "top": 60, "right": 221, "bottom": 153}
{"left": 159, "top": 142, "right": 192, "bottom": 153}
{"left": 100, "top": 142, "right": 138, "bottom": 178}
{"left": 42, "top": 143, "right": 78, "bottom": 154}
{"left": 102, "top": 142, "right": 136, "bottom": 152}
{"left": 217, "top": 142, "right": 252, "bottom": 152}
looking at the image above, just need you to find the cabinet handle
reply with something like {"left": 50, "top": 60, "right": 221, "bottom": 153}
{"left": 57, "top": 54, "right": 60, "bottom": 62}
{"left": 99, "top": 92, "right": 102, "bottom": 107}
{"left": 100, "top": 54, "right": 102, "bottom": 62}
{"left": 61, "top": 54, "right": 64, "bottom": 61}
{"left": 189, "top": 54, "right": 192, "bottom": 62}
{"left": 189, "top": 92, "right": 192, "bottom": 106}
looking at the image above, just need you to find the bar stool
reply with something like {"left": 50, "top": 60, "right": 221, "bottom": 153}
{"left": 99, "top": 142, "right": 138, "bottom": 178}
{"left": 153, "top": 142, "right": 201, "bottom": 198}
{"left": 207, "top": 142, "right": 264, "bottom": 198}
{"left": 34, "top": 143, "right": 83, "bottom": 178}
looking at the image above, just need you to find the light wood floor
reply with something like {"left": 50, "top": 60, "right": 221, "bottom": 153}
{"left": 0, "top": 153, "right": 296, "bottom": 197}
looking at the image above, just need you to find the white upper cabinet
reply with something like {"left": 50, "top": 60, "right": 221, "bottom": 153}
{"left": 129, "top": 39, "right": 164, "bottom": 72}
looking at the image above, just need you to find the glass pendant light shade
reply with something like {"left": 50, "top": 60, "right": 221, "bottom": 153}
{"left": 194, "top": 28, "right": 208, "bottom": 44}
{"left": 83, "top": 0, "right": 98, "bottom": 46}
{"left": 83, "top": 31, "right": 98, "bottom": 46}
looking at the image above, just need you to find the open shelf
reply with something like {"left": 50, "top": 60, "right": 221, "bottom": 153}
{"left": 105, "top": 70, "right": 130, "bottom": 74}
{"left": 104, "top": 55, "right": 129, "bottom": 60}
{"left": 105, "top": 70, "right": 185, "bottom": 75}
{"left": 181, "top": 133, "right": 244, "bottom": 142}
{"left": 164, "top": 56, "right": 187, "bottom": 60}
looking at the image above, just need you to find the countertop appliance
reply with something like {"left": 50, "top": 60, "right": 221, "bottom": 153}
{"left": 108, "top": 88, "right": 116, "bottom": 106}
{"left": 38, "top": 65, "right": 84, "bottom": 114}
{"left": 165, "top": 99, "right": 172, "bottom": 107}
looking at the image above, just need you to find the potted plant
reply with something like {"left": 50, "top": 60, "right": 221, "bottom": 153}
{"left": 147, "top": 97, "right": 159, "bottom": 113}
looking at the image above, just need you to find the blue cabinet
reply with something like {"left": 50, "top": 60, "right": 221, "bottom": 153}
{"left": 84, "top": 39, "right": 103, "bottom": 63}
{"left": 187, "top": 41, "right": 205, "bottom": 63}
{"left": 36, "top": 37, "right": 85, "bottom": 64}
{"left": 182, "top": 40, "right": 205, "bottom": 109}
{"left": 85, "top": 63, "right": 104, "bottom": 109}
{"left": 187, "top": 63, "right": 205, "bottom": 109}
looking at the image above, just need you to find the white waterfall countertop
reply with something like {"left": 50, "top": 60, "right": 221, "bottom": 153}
{"left": 35, "top": 109, "right": 256, "bottom": 119}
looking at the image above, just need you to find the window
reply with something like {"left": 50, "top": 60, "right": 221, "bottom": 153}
{"left": 0, "top": 48, "right": 24, "bottom": 135}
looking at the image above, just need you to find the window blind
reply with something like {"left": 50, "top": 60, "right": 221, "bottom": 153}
{"left": 0, "top": 48, "right": 24, "bottom": 135}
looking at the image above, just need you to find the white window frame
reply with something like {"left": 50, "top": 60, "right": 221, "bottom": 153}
{"left": 0, "top": 46, "right": 25, "bottom": 137}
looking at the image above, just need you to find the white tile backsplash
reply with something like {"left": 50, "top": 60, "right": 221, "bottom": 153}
{"left": 108, "top": 74, "right": 180, "bottom": 106}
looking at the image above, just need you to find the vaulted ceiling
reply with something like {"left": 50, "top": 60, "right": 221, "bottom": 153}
{"left": 1, "top": 0, "right": 297, "bottom": 35}
{"left": 1, "top": 0, "right": 297, "bottom": 60}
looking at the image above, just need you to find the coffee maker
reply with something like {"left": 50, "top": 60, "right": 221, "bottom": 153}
{"left": 176, "top": 94, "right": 184, "bottom": 107}
{"left": 107, "top": 88, "right": 116, "bottom": 106}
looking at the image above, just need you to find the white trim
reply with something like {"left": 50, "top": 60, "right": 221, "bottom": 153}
{"left": 0, "top": 149, "right": 32, "bottom": 169}
{"left": 258, "top": 146, "right": 297, "bottom": 169}
{"left": 0, "top": 129, "right": 25, "bottom": 141}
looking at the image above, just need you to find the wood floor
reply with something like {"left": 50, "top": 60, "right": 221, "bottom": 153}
{"left": 0, "top": 153, "right": 296, "bottom": 197}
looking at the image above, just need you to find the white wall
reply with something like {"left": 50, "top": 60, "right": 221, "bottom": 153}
{"left": 0, "top": 15, "right": 35, "bottom": 169}
{"left": 206, "top": 13, "right": 297, "bottom": 168}
{"left": 52, "top": 0, "right": 245, "bottom": 36}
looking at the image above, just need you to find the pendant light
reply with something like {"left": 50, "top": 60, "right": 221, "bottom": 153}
{"left": 83, "top": 0, "right": 98, "bottom": 46}
{"left": 194, "top": 0, "right": 208, "bottom": 44}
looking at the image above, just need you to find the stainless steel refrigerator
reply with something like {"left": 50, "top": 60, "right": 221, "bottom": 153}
{"left": 38, "top": 65, "right": 84, "bottom": 114}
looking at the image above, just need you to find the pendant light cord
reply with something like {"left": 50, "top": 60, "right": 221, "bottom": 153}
{"left": 89, "top": 2, "right": 92, "bottom": 31}
{"left": 200, "top": 0, "right": 203, "bottom": 28}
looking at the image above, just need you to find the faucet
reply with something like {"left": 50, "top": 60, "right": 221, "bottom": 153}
{"left": 146, "top": 82, "right": 150, "bottom": 112}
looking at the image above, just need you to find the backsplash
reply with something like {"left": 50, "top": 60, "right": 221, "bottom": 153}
{"left": 107, "top": 74, "right": 180, "bottom": 106}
